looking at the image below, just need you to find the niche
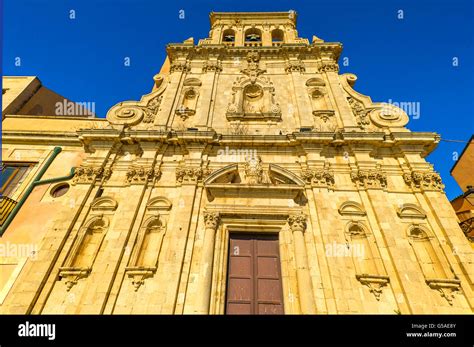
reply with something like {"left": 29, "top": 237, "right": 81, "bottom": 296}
{"left": 71, "top": 217, "right": 108, "bottom": 268}
{"left": 176, "top": 78, "right": 201, "bottom": 120}
{"left": 125, "top": 197, "right": 172, "bottom": 291}
{"left": 58, "top": 196, "right": 118, "bottom": 291}
{"left": 306, "top": 78, "right": 335, "bottom": 129}
{"left": 407, "top": 224, "right": 461, "bottom": 305}
{"left": 344, "top": 221, "right": 390, "bottom": 301}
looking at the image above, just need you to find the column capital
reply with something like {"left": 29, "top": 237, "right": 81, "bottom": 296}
{"left": 203, "top": 211, "right": 220, "bottom": 231}
{"left": 287, "top": 213, "right": 307, "bottom": 233}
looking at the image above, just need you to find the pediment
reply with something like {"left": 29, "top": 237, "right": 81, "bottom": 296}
{"left": 204, "top": 163, "right": 305, "bottom": 201}
{"left": 146, "top": 197, "right": 172, "bottom": 212}
{"left": 338, "top": 201, "right": 366, "bottom": 216}
{"left": 204, "top": 164, "right": 240, "bottom": 184}
{"left": 397, "top": 204, "right": 426, "bottom": 219}
{"left": 183, "top": 78, "right": 202, "bottom": 87}
{"left": 268, "top": 164, "right": 305, "bottom": 186}
{"left": 204, "top": 163, "right": 304, "bottom": 187}
{"left": 91, "top": 197, "right": 118, "bottom": 212}
{"left": 306, "top": 77, "right": 325, "bottom": 87}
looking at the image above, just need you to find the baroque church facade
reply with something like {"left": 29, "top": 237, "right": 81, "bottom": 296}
{"left": 1, "top": 12, "right": 473, "bottom": 314}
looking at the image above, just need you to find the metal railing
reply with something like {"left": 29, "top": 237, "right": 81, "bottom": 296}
{"left": 0, "top": 196, "right": 18, "bottom": 226}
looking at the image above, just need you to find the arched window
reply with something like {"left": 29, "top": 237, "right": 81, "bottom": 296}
{"left": 271, "top": 29, "right": 284, "bottom": 44}
{"left": 222, "top": 29, "right": 235, "bottom": 45}
{"left": 244, "top": 28, "right": 262, "bottom": 46}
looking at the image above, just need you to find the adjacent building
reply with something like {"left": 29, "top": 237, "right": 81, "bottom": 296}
{"left": 450, "top": 135, "right": 474, "bottom": 245}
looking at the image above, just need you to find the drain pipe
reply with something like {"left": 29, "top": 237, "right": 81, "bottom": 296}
{"left": 0, "top": 146, "right": 75, "bottom": 236}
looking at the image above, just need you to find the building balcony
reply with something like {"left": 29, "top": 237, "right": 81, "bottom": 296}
{"left": 0, "top": 196, "right": 17, "bottom": 226}
{"left": 244, "top": 42, "right": 262, "bottom": 47}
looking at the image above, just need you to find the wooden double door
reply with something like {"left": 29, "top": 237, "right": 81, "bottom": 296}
{"left": 225, "top": 234, "right": 284, "bottom": 314}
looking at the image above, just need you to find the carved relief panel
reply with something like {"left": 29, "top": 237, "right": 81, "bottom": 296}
{"left": 226, "top": 52, "right": 281, "bottom": 121}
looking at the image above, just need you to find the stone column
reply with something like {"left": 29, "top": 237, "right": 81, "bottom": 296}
{"left": 288, "top": 213, "right": 316, "bottom": 314}
{"left": 194, "top": 211, "right": 220, "bottom": 313}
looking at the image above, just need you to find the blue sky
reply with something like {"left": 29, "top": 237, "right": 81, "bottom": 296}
{"left": 2, "top": 0, "right": 473, "bottom": 199}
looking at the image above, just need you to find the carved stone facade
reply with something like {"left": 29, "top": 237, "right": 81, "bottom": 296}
{"left": 1, "top": 11, "right": 473, "bottom": 315}
{"left": 403, "top": 170, "right": 444, "bottom": 191}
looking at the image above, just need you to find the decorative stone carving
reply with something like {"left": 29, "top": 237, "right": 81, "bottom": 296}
{"left": 125, "top": 267, "right": 156, "bottom": 291}
{"left": 91, "top": 197, "right": 118, "bottom": 212}
{"left": 301, "top": 168, "right": 335, "bottom": 188}
{"left": 170, "top": 61, "right": 191, "bottom": 73}
{"left": 425, "top": 278, "right": 461, "bottom": 305}
{"left": 338, "top": 201, "right": 366, "bottom": 217}
{"left": 126, "top": 166, "right": 161, "bottom": 184}
{"left": 203, "top": 211, "right": 220, "bottom": 231}
{"left": 347, "top": 225, "right": 366, "bottom": 237}
{"left": 243, "top": 155, "right": 267, "bottom": 184}
{"left": 106, "top": 105, "right": 145, "bottom": 126}
{"left": 356, "top": 274, "right": 390, "bottom": 301}
{"left": 351, "top": 169, "right": 387, "bottom": 189}
{"left": 287, "top": 214, "right": 307, "bottom": 233}
{"left": 176, "top": 88, "right": 199, "bottom": 120}
{"left": 460, "top": 217, "right": 474, "bottom": 242}
{"left": 73, "top": 165, "right": 112, "bottom": 185}
{"left": 176, "top": 167, "right": 212, "bottom": 184}
{"left": 226, "top": 57, "right": 281, "bottom": 121}
{"left": 347, "top": 97, "right": 371, "bottom": 129}
{"left": 403, "top": 171, "right": 444, "bottom": 191}
{"left": 58, "top": 267, "right": 91, "bottom": 291}
{"left": 106, "top": 76, "right": 167, "bottom": 127}
{"left": 312, "top": 110, "right": 335, "bottom": 123}
{"left": 369, "top": 107, "right": 409, "bottom": 128}
{"left": 318, "top": 61, "right": 339, "bottom": 73}
{"left": 397, "top": 203, "right": 426, "bottom": 219}
{"left": 241, "top": 51, "right": 265, "bottom": 82}
{"left": 306, "top": 77, "right": 325, "bottom": 87}
{"left": 202, "top": 60, "right": 222, "bottom": 72}
{"left": 285, "top": 60, "right": 305, "bottom": 73}
{"left": 143, "top": 95, "right": 162, "bottom": 123}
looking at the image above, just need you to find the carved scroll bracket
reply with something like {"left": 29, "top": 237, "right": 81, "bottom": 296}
{"left": 356, "top": 274, "right": 390, "bottom": 301}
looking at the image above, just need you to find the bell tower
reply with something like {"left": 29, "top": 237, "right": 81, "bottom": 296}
{"left": 207, "top": 11, "right": 304, "bottom": 46}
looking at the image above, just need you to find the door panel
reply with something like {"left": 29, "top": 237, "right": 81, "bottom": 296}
{"left": 226, "top": 234, "right": 284, "bottom": 314}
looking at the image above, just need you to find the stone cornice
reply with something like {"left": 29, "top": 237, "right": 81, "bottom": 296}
{"left": 1, "top": 131, "right": 81, "bottom": 145}
{"left": 209, "top": 11, "right": 297, "bottom": 27}
{"left": 2, "top": 129, "right": 440, "bottom": 156}
{"left": 166, "top": 43, "right": 342, "bottom": 62}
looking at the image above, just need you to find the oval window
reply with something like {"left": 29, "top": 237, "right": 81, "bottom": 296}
{"left": 50, "top": 183, "right": 70, "bottom": 198}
